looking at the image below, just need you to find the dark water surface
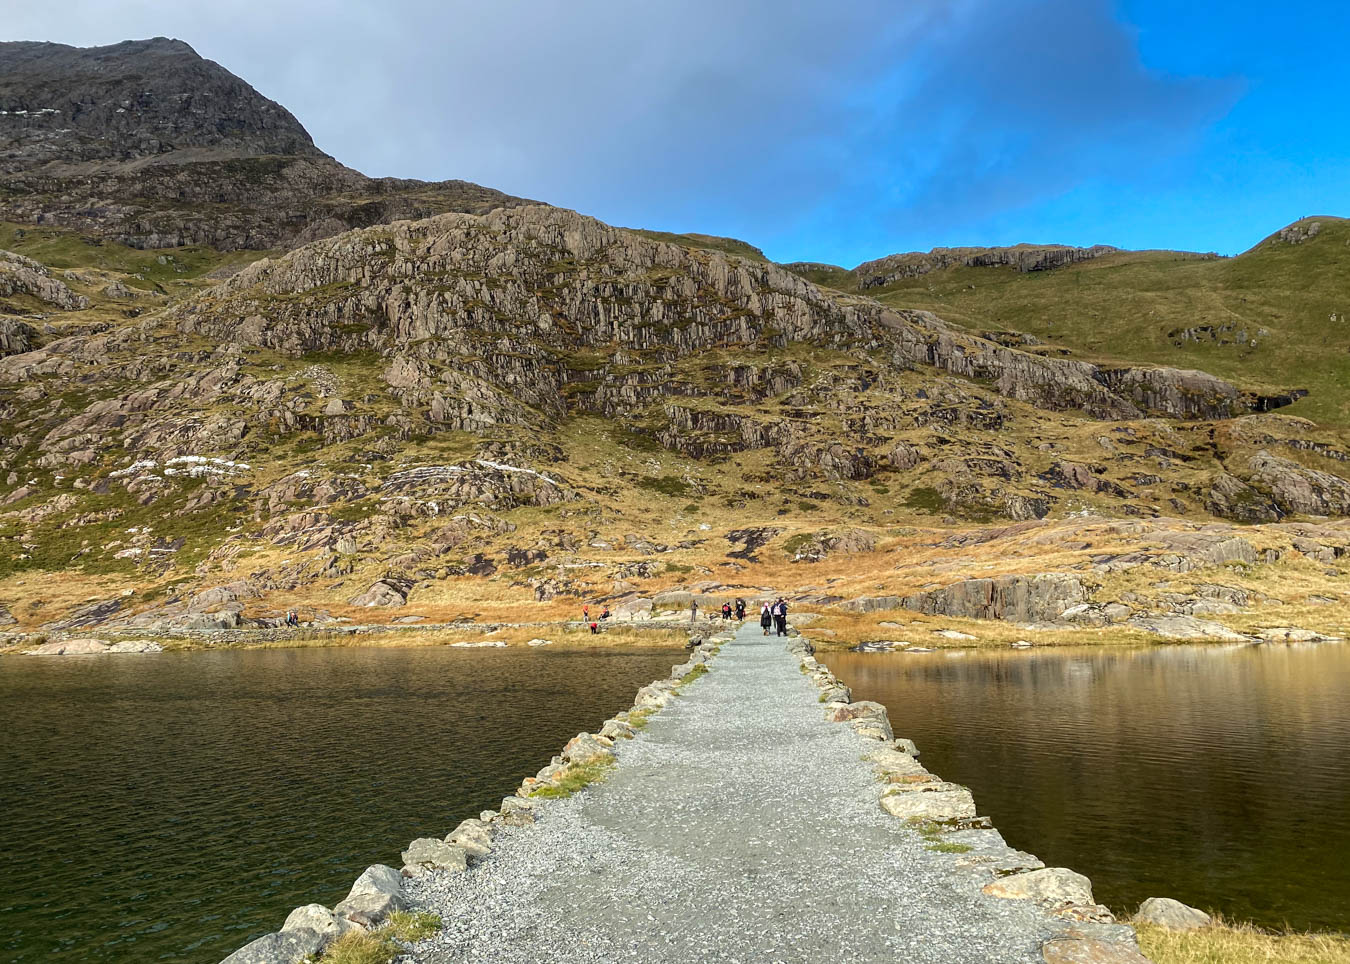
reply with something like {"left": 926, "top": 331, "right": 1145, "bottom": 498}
{"left": 826, "top": 642, "right": 1350, "bottom": 932}
{"left": 0, "top": 645, "right": 682, "bottom": 963}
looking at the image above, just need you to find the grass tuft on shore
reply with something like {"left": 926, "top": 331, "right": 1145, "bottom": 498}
{"left": 678, "top": 663, "right": 709, "bottom": 686}
{"left": 315, "top": 911, "right": 442, "bottom": 963}
{"left": 1135, "top": 918, "right": 1350, "bottom": 964}
{"left": 528, "top": 759, "right": 616, "bottom": 799}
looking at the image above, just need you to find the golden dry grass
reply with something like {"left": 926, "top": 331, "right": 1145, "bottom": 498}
{"left": 1136, "top": 920, "right": 1350, "bottom": 964}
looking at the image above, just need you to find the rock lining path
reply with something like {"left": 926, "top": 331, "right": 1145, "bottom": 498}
{"left": 407, "top": 623, "right": 1122, "bottom": 963}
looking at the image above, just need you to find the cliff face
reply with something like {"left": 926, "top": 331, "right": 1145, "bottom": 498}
{"left": 0, "top": 38, "right": 530, "bottom": 250}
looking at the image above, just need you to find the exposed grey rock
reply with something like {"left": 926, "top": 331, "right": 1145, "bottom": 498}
{"left": 1126, "top": 614, "right": 1249, "bottom": 640}
{"left": 402, "top": 838, "right": 468, "bottom": 872}
{"left": 854, "top": 244, "right": 1118, "bottom": 289}
{"left": 333, "top": 891, "right": 401, "bottom": 928}
{"left": 349, "top": 578, "right": 408, "bottom": 608}
{"left": 1246, "top": 451, "right": 1350, "bottom": 516}
{"left": 25, "top": 637, "right": 109, "bottom": 655}
{"left": 1041, "top": 936, "right": 1153, "bottom": 964}
{"left": 1206, "top": 472, "right": 1283, "bottom": 523}
{"left": 280, "top": 904, "right": 358, "bottom": 946}
{"left": 562, "top": 732, "right": 614, "bottom": 766}
{"left": 0, "top": 317, "right": 38, "bottom": 357}
{"left": 1134, "top": 896, "right": 1212, "bottom": 931}
{"left": 838, "top": 594, "right": 903, "bottom": 613}
{"left": 903, "top": 573, "right": 1087, "bottom": 623}
{"left": 880, "top": 783, "right": 977, "bottom": 820}
{"left": 446, "top": 818, "right": 492, "bottom": 858}
{"left": 983, "top": 867, "right": 1095, "bottom": 905}
{"left": 106, "top": 640, "right": 164, "bottom": 653}
{"left": 345, "top": 863, "right": 402, "bottom": 901}
{"left": 218, "top": 928, "right": 322, "bottom": 964}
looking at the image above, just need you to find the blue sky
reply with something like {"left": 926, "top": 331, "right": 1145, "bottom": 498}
{"left": 5, "top": 0, "right": 1348, "bottom": 265}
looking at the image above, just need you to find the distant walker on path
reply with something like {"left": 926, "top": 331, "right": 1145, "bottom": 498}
{"left": 773, "top": 597, "right": 789, "bottom": 637}
{"left": 760, "top": 602, "right": 773, "bottom": 636}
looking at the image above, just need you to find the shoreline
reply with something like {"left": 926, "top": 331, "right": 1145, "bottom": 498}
{"left": 4, "top": 617, "right": 1343, "bottom": 656}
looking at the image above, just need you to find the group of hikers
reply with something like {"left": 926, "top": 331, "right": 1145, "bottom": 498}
{"left": 582, "top": 604, "right": 611, "bottom": 634}
{"left": 690, "top": 597, "right": 791, "bottom": 636}
{"left": 579, "top": 596, "right": 791, "bottom": 636}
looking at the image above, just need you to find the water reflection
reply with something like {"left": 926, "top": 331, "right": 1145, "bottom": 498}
{"left": 0, "top": 645, "right": 682, "bottom": 963}
{"left": 826, "top": 643, "right": 1350, "bottom": 932}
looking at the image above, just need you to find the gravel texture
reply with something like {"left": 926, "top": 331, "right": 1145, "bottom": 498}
{"left": 408, "top": 624, "right": 1064, "bottom": 963}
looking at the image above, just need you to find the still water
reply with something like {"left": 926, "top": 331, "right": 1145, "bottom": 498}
{"left": 826, "top": 642, "right": 1350, "bottom": 932}
{"left": 0, "top": 645, "right": 682, "bottom": 963}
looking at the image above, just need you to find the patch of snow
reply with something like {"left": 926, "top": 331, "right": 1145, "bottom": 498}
{"left": 163, "top": 456, "right": 251, "bottom": 478}
{"left": 473, "top": 459, "right": 560, "bottom": 486}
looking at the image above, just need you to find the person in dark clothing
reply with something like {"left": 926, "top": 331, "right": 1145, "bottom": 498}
{"left": 760, "top": 602, "right": 773, "bottom": 636}
{"left": 721, "top": 602, "right": 732, "bottom": 620}
{"left": 735, "top": 598, "right": 746, "bottom": 621}
{"left": 600, "top": 606, "right": 611, "bottom": 620}
{"left": 773, "top": 597, "right": 789, "bottom": 637}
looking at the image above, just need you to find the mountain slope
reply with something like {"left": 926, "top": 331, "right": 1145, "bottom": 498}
{"left": 0, "top": 38, "right": 532, "bottom": 250}
{"left": 3, "top": 204, "right": 1350, "bottom": 636}
{"left": 788, "top": 218, "right": 1350, "bottom": 427}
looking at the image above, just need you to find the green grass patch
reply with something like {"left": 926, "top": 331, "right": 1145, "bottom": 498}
{"left": 903, "top": 486, "right": 946, "bottom": 513}
{"left": 314, "top": 910, "right": 442, "bottom": 963}
{"left": 854, "top": 217, "right": 1350, "bottom": 427}
{"left": 927, "top": 841, "right": 973, "bottom": 854}
{"left": 627, "top": 707, "right": 657, "bottom": 730}
{"left": 383, "top": 911, "right": 442, "bottom": 943}
{"left": 679, "top": 663, "right": 709, "bottom": 686}
{"left": 636, "top": 475, "right": 695, "bottom": 497}
{"left": 528, "top": 759, "right": 615, "bottom": 799}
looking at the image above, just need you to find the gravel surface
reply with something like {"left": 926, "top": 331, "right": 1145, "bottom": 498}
{"left": 408, "top": 624, "right": 1062, "bottom": 963}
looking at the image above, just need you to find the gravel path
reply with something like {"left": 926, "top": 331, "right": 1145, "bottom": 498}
{"left": 408, "top": 623, "right": 1064, "bottom": 963}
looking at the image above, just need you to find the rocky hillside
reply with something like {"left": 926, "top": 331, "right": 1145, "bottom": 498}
{"left": 0, "top": 38, "right": 531, "bottom": 250}
{"left": 4, "top": 202, "right": 1350, "bottom": 638}
{"left": 792, "top": 218, "right": 1350, "bottom": 427}
{"left": 2, "top": 38, "right": 1349, "bottom": 648}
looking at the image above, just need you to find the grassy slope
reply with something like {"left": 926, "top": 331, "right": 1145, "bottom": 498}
{"left": 849, "top": 217, "right": 1350, "bottom": 426}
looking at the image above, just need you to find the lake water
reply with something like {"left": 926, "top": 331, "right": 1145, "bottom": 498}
{"left": 0, "top": 645, "right": 683, "bottom": 963}
{"left": 826, "top": 642, "right": 1350, "bottom": 933}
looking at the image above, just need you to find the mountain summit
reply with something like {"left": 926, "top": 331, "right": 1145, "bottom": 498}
{"left": 0, "top": 38, "right": 322, "bottom": 171}
{"left": 0, "top": 38, "right": 530, "bottom": 250}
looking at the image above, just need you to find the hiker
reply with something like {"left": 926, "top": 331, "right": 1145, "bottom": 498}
{"left": 735, "top": 598, "right": 746, "bottom": 621}
{"left": 600, "top": 606, "right": 611, "bottom": 620}
{"left": 589, "top": 620, "right": 600, "bottom": 634}
{"left": 760, "top": 601, "right": 773, "bottom": 636}
{"left": 690, "top": 600, "right": 699, "bottom": 625}
{"left": 583, "top": 604, "right": 590, "bottom": 622}
{"left": 774, "top": 597, "right": 789, "bottom": 637}
{"left": 721, "top": 601, "right": 732, "bottom": 621}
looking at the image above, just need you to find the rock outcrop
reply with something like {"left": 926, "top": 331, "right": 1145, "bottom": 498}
{"left": 901, "top": 573, "right": 1088, "bottom": 623}
{"left": 853, "top": 244, "right": 1119, "bottom": 289}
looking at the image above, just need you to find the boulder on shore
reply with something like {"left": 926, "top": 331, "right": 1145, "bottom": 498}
{"left": 219, "top": 928, "right": 323, "bottom": 964}
{"left": 983, "top": 867, "right": 1094, "bottom": 905}
{"left": 25, "top": 637, "right": 110, "bottom": 655}
{"left": 1135, "top": 896, "right": 1212, "bottom": 931}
